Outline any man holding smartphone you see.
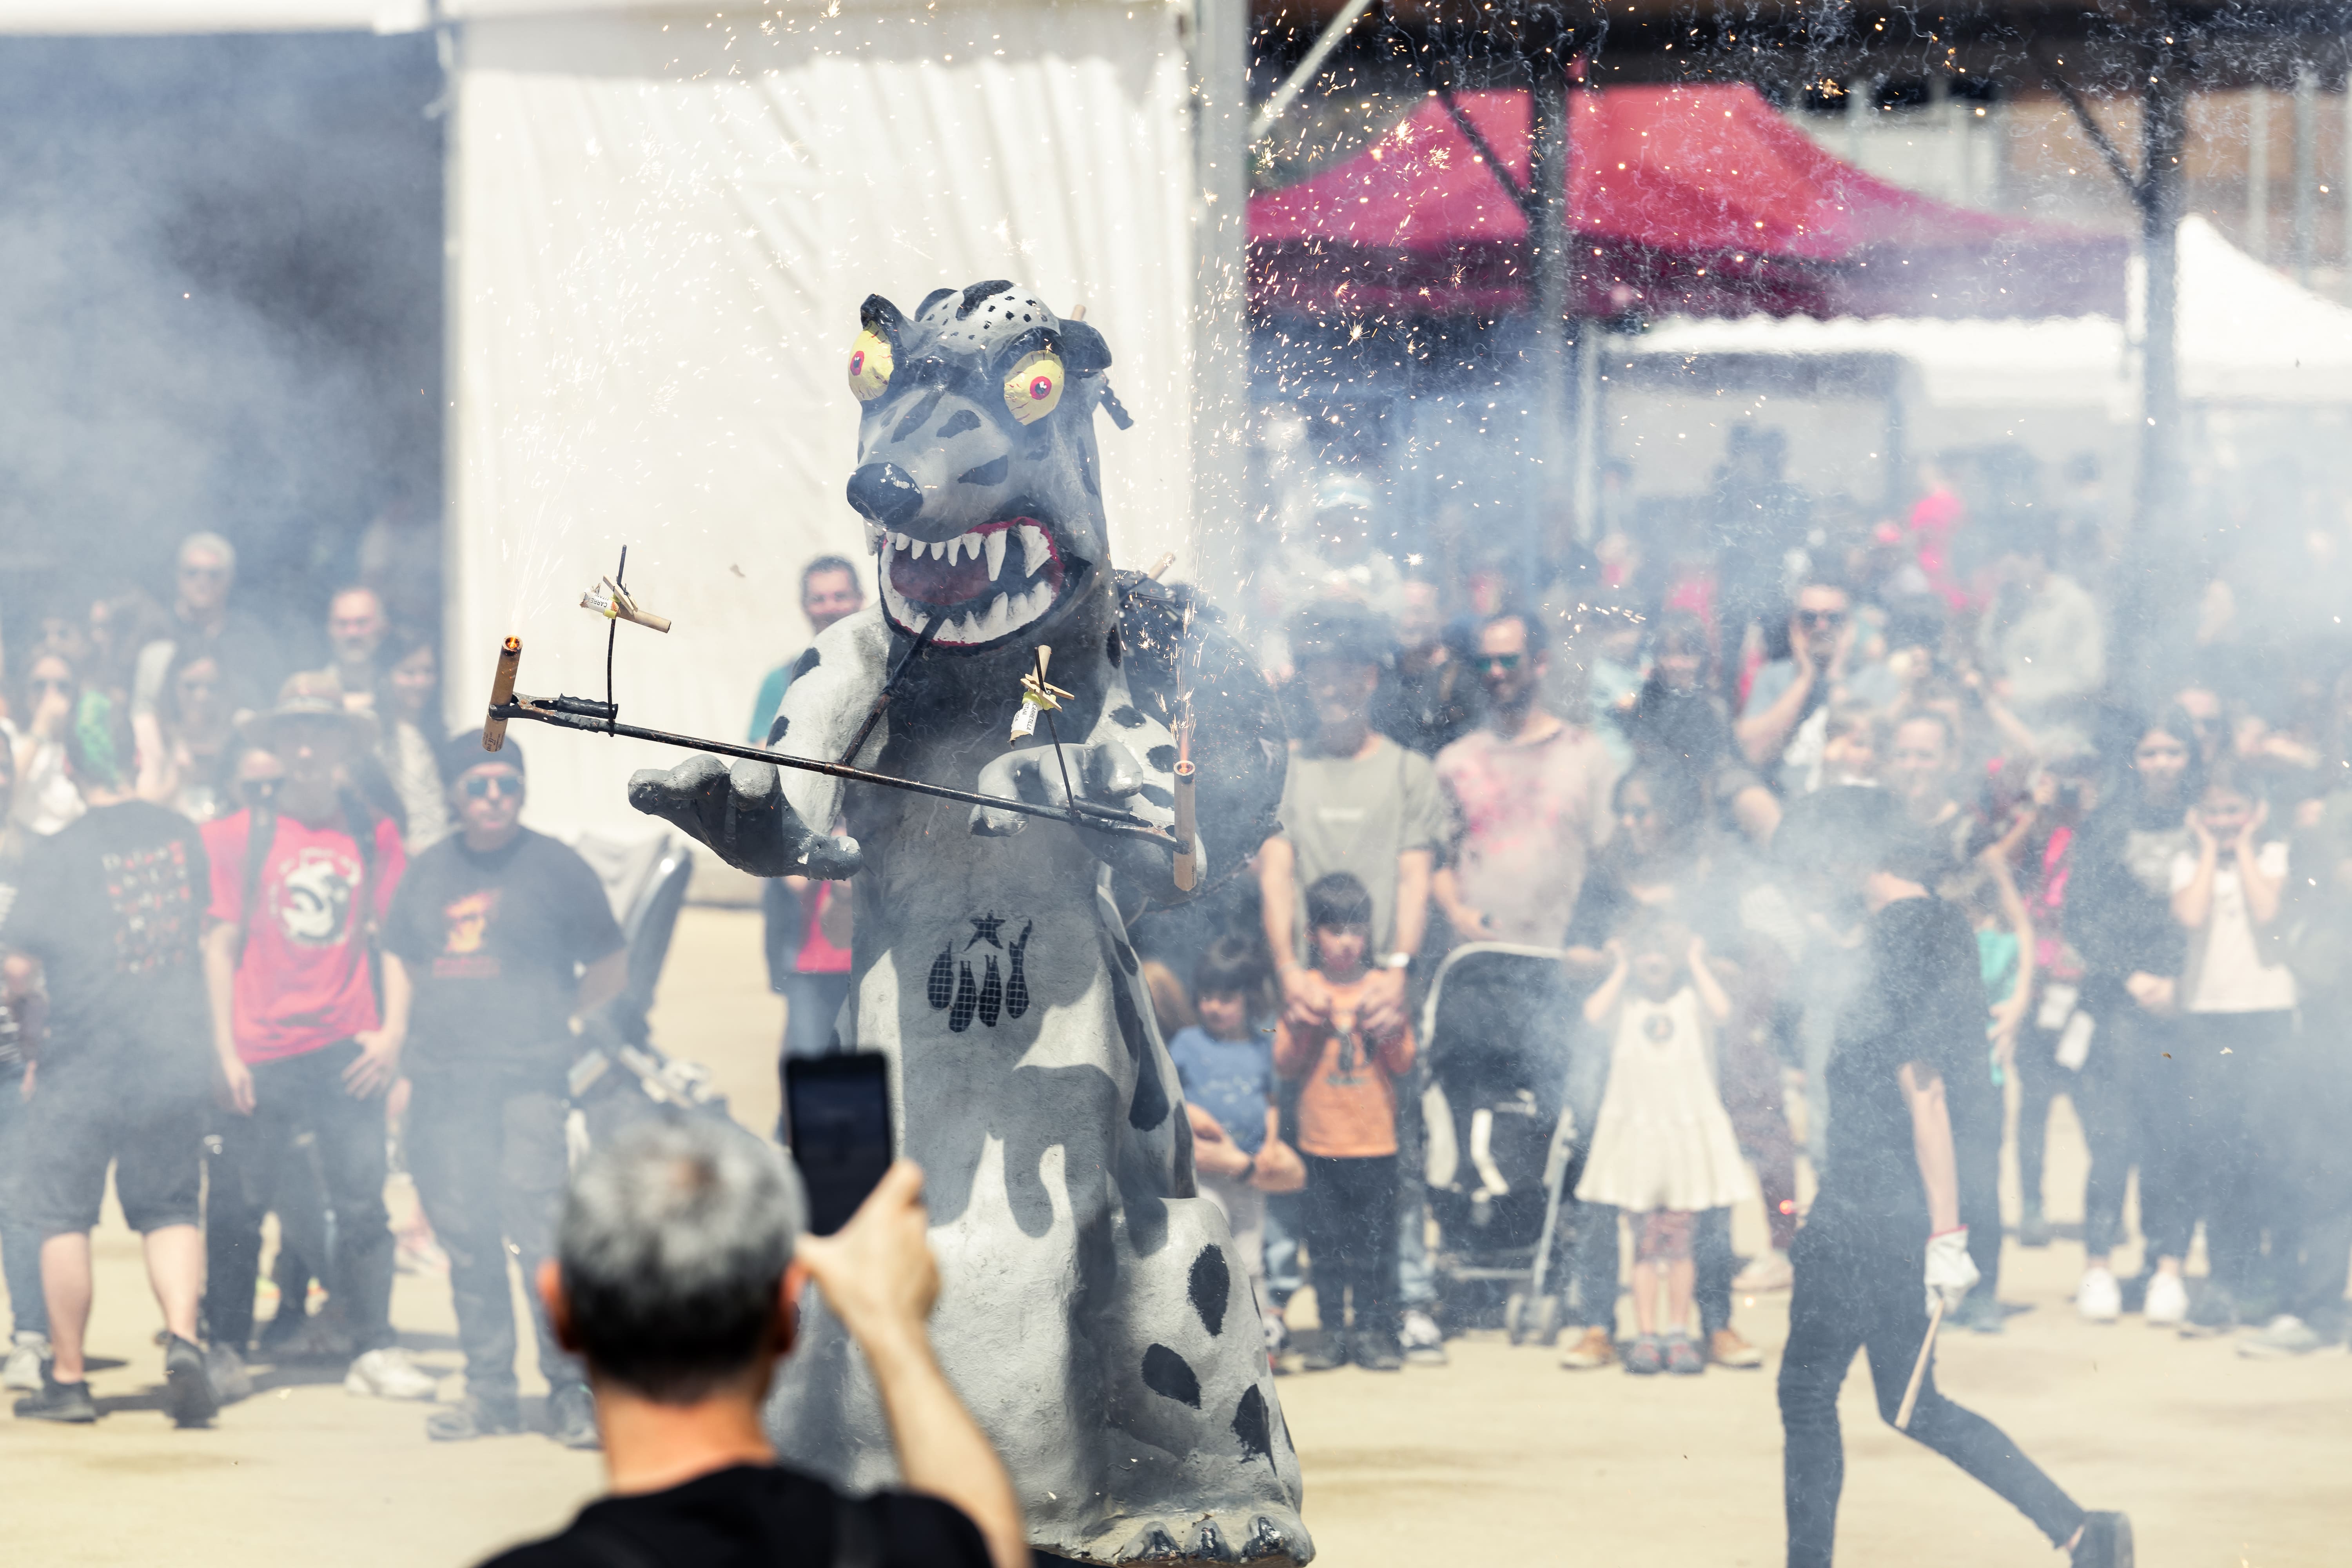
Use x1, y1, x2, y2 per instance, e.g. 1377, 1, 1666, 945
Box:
481, 1121, 1026, 1568
383, 735, 626, 1446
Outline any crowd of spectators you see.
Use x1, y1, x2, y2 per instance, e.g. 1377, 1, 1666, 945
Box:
1132, 440, 2352, 1376
0, 533, 626, 1436
7, 429, 2351, 1461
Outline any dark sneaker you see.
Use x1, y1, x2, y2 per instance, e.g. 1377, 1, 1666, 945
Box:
1663, 1333, 1704, 1376
1956, 1292, 2007, 1335
2070, 1510, 2134, 1568
15, 1372, 97, 1423
546, 1382, 601, 1450
2182, 1283, 2238, 1337
205, 1343, 254, 1406
1299, 1333, 1347, 1373
2018, 1202, 2053, 1249
1623, 1335, 1664, 1376
1351, 1332, 1403, 1372
426, 1394, 523, 1443
164, 1335, 218, 1428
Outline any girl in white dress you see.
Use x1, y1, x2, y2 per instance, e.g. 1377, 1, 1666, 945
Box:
1575, 915, 1753, 1375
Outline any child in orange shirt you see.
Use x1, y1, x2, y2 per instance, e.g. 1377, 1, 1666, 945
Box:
1273, 873, 1417, 1372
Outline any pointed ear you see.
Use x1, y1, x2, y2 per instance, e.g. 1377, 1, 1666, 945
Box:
1058, 319, 1112, 375
860, 294, 907, 345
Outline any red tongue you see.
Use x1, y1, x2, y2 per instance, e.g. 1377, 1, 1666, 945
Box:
891, 545, 993, 606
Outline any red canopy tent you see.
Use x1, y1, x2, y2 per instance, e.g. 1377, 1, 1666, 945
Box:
1249, 84, 2126, 321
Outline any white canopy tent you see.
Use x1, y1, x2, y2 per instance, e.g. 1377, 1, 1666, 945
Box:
0, 0, 1204, 841
1636, 216, 2352, 415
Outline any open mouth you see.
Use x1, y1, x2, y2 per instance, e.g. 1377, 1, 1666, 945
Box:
878, 515, 1068, 649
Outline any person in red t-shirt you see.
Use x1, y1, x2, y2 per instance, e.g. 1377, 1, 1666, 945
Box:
196, 673, 431, 1401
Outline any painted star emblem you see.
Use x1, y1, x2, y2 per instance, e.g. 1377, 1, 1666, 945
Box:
967, 913, 1006, 950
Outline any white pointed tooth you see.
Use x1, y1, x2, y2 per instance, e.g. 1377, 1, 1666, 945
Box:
957, 612, 981, 642
891, 531, 910, 553
959, 532, 980, 563
1020, 524, 1050, 577
977, 593, 1013, 642
908, 611, 928, 633
984, 529, 1008, 581
946, 533, 964, 563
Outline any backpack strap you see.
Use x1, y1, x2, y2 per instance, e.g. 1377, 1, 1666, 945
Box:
232, 805, 278, 968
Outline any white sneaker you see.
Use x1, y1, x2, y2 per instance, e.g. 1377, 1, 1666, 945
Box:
2, 1332, 50, 1392
2143, 1270, 2189, 1327
1733, 1249, 1794, 1293
344, 1346, 439, 1401
1399, 1308, 1448, 1366
2076, 1267, 2122, 1323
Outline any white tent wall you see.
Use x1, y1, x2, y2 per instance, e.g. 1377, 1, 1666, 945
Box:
445, 2, 1196, 842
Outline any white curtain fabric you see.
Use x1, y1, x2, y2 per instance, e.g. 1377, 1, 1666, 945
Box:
447, 2, 1195, 840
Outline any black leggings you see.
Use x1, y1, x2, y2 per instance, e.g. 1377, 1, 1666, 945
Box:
1303, 1154, 1398, 1338
1780, 1203, 2083, 1567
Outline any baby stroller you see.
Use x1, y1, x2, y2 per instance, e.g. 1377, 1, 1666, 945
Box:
1419, 943, 1579, 1345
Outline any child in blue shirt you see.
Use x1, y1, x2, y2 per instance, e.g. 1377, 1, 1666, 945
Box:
1168, 937, 1292, 1333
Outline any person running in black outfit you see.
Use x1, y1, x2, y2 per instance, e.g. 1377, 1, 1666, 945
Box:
1775, 787, 2132, 1568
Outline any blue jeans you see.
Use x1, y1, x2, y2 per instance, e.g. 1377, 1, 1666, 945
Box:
0, 1074, 46, 1338
1263, 1192, 1304, 1310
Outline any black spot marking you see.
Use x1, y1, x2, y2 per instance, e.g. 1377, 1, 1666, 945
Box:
1140, 784, 1174, 809
766, 713, 791, 746
936, 410, 981, 439
788, 646, 821, 682
949, 963, 977, 1033
916, 287, 956, 315
1189, 1245, 1230, 1336
1005, 923, 1032, 1018
957, 456, 1009, 487
1146, 744, 1177, 771
1105, 623, 1122, 666
1109, 704, 1145, 730
892, 386, 944, 444
1232, 1387, 1273, 1461
1110, 981, 1170, 1129
957, 279, 1013, 317
927, 947, 955, 1009
1114, 939, 1140, 975
1141, 1345, 1200, 1408
978, 956, 1003, 1027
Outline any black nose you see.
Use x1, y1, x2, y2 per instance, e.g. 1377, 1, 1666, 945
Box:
846, 463, 922, 529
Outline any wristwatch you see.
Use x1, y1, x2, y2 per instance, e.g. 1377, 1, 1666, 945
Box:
1381, 951, 1412, 971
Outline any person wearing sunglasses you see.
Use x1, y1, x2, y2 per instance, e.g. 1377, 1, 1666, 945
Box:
1432, 612, 1620, 953
199, 672, 421, 1403
9, 651, 87, 837
377, 733, 626, 1446
1736, 577, 1900, 797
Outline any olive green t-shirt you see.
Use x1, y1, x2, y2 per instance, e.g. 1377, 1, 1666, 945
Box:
1275, 735, 1446, 957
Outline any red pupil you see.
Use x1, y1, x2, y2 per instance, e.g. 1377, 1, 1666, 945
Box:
1029, 376, 1053, 400
850, 350, 865, 376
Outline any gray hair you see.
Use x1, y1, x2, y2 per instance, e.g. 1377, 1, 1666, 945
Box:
557, 1116, 807, 1403
178, 531, 236, 572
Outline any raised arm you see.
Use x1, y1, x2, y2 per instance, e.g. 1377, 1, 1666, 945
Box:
2238, 812, 2283, 927
2172, 812, 2219, 931
1582, 942, 1631, 1025
1735, 657, 1815, 768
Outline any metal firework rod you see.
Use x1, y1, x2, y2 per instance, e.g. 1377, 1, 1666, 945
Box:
477, 638, 1174, 847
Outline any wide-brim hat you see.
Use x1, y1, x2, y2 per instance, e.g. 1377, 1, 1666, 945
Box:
236, 670, 379, 750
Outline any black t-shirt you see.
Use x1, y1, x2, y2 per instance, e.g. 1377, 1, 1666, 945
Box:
477, 1464, 990, 1568
382, 829, 624, 1080
0, 802, 211, 1088
1820, 895, 1993, 1230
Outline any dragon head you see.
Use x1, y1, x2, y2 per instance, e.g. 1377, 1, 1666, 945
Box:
841, 281, 1119, 655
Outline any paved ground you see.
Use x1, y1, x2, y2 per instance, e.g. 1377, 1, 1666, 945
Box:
8, 906, 2347, 1566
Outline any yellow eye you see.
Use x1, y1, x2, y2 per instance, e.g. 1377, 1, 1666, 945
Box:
848, 329, 893, 403
1002, 350, 1064, 425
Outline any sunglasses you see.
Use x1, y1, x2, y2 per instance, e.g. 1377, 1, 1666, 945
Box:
31, 678, 73, 694
1797, 609, 1848, 629
1473, 653, 1523, 673
461, 773, 523, 800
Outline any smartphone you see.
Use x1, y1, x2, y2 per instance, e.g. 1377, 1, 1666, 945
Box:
784, 1053, 895, 1236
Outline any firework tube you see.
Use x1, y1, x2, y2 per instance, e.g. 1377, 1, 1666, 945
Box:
1172, 757, 1198, 891
483, 636, 523, 752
